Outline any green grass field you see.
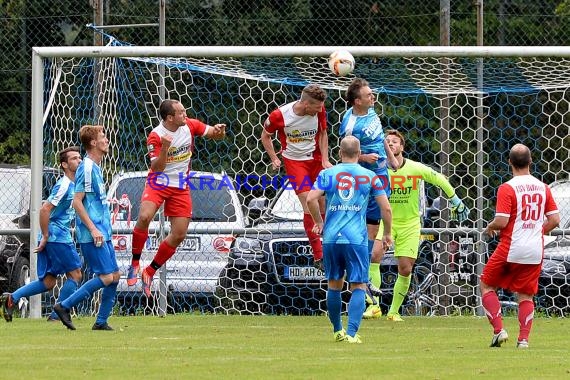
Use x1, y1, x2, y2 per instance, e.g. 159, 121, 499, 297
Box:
0, 314, 568, 379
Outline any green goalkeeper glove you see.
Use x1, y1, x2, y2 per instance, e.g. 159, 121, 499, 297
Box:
450, 195, 469, 223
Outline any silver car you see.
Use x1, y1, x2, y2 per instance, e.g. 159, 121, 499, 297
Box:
107, 171, 247, 311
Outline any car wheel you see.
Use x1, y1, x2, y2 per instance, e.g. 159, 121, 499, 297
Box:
402, 265, 437, 316
9, 256, 30, 291
6, 256, 31, 318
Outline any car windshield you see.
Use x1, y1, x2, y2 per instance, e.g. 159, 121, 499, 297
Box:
0, 171, 28, 215
111, 176, 237, 222
269, 188, 304, 220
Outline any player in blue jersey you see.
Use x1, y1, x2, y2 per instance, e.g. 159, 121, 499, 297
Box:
307, 136, 393, 343
2, 147, 83, 322
339, 78, 399, 318
53, 125, 120, 331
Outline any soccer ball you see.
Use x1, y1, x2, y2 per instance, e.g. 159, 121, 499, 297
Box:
328, 50, 355, 77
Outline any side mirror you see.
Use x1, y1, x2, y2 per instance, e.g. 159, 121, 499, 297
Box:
247, 197, 268, 225
13, 209, 30, 229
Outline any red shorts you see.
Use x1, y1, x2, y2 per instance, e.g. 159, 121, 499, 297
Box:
141, 185, 192, 218
282, 157, 323, 194
480, 249, 542, 295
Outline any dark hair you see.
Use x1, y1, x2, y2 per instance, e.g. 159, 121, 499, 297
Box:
385, 129, 405, 149
79, 125, 104, 151
300, 84, 327, 102
509, 144, 532, 169
58, 146, 80, 165
159, 99, 180, 120
345, 78, 369, 106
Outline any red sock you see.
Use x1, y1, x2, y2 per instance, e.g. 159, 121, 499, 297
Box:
131, 226, 148, 266
303, 213, 323, 260
146, 240, 177, 277
518, 299, 534, 342
482, 291, 503, 333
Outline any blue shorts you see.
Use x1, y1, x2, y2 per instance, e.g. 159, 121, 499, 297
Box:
37, 242, 82, 280
364, 164, 390, 223
80, 241, 119, 275
323, 243, 369, 283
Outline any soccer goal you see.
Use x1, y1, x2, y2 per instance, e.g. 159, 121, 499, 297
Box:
29, 45, 570, 319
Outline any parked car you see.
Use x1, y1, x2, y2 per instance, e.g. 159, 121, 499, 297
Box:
214, 183, 438, 315
0, 165, 60, 296
536, 180, 570, 313
107, 171, 247, 314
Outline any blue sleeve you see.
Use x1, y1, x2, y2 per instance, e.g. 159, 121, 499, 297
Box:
47, 181, 62, 204
75, 164, 86, 193
339, 115, 347, 137
371, 173, 386, 197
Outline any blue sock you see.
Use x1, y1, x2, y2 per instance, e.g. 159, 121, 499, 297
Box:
61, 277, 104, 310
96, 282, 118, 325
12, 280, 48, 303
48, 279, 78, 319
327, 289, 343, 333
347, 288, 366, 337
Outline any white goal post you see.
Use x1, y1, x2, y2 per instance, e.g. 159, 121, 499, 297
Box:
28, 45, 570, 319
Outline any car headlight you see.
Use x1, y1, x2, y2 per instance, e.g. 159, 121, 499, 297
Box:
541, 260, 567, 276
231, 237, 264, 258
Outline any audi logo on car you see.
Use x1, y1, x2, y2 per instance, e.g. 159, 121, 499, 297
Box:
295, 245, 313, 255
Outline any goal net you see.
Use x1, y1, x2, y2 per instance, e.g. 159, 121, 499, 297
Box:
30, 42, 570, 318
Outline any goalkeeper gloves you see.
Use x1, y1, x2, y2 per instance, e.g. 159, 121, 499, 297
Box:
450, 194, 469, 223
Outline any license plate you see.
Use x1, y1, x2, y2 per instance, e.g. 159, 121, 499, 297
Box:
147, 236, 201, 252
285, 266, 325, 280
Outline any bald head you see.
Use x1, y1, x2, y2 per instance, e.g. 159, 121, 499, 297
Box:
340, 136, 360, 161
509, 143, 532, 169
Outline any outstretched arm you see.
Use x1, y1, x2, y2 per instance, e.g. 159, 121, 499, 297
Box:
205, 123, 226, 140
419, 162, 469, 223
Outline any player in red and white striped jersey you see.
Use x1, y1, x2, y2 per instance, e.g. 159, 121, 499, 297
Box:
127, 99, 226, 296
480, 143, 560, 349
260, 84, 332, 268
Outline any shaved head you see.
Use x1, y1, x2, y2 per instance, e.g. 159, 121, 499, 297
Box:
340, 136, 360, 159
509, 143, 532, 169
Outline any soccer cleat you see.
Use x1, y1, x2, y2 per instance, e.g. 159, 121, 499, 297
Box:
490, 329, 508, 347
2, 293, 14, 322
92, 322, 114, 331
366, 282, 383, 297
126, 264, 140, 286
364, 293, 374, 307
386, 313, 404, 322
333, 329, 347, 342
141, 269, 153, 297
346, 334, 362, 344
363, 304, 382, 319
53, 303, 76, 330
516, 339, 529, 349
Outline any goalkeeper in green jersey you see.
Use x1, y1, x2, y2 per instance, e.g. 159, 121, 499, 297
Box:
371, 130, 469, 321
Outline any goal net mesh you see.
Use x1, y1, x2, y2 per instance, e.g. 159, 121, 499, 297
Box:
38, 40, 569, 317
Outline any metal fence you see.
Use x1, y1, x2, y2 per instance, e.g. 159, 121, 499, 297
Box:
1, 2, 569, 318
